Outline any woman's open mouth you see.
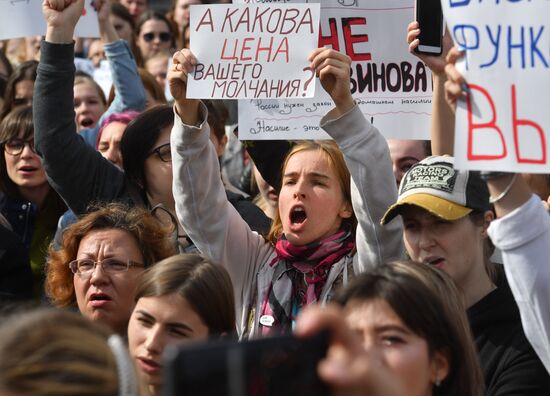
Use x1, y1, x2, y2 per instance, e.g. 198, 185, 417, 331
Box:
288, 206, 308, 232
89, 292, 112, 308
79, 117, 95, 128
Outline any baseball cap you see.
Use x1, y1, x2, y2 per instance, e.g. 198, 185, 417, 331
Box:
381, 156, 490, 225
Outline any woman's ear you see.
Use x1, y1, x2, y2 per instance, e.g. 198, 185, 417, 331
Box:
339, 201, 353, 219
430, 349, 450, 387
481, 210, 494, 238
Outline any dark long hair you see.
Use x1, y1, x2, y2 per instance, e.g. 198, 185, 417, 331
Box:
0, 60, 37, 121
120, 104, 173, 198
336, 260, 485, 396
0, 106, 65, 218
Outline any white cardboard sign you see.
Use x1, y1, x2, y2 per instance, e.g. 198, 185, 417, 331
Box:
234, 0, 432, 140
0, 0, 100, 40
443, 0, 550, 173
187, 3, 320, 100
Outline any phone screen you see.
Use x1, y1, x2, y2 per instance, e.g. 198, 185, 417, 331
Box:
416, 0, 443, 54
163, 332, 329, 396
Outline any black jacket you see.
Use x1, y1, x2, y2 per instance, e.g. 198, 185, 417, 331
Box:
0, 224, 33, 302
468, 266, 550, 395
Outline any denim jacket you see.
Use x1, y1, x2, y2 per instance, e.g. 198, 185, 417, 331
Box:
78, 39, 146, 147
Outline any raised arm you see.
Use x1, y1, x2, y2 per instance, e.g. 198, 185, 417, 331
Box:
309, 48, 404, 269
407, 22, 455, 155
486, 174, 550, 373
168, 49, 273, 319
97, 0, 145, 119
34, 0, 126, 215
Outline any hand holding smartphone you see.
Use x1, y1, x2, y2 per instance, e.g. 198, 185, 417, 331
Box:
163, 331, 329, 396
414, 0, 444, 55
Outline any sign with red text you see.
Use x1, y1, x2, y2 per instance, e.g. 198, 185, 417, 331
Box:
443, 0, 550, 173
0, 0, 99, 40
234, 0, 431, 140
187, 3, 320, 99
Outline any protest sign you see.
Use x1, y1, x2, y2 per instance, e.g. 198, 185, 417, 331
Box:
187, 3, 320, 100
443, 0, 550, 173
233, 0, 431, 140
0, 0, 99, 40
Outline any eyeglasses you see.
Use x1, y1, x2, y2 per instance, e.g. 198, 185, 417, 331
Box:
2, 138, 36, 156
148, 143, 171, 162
142, 32, 172, 43
69, 258, 145, 279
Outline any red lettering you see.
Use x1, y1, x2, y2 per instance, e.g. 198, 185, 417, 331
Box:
273, 37, 289, 63
255, 37, 273, 62
240, 37, 254, 61
511, 84, 547, 164
467, 84, 507, 160
220, 39, 237, 61
342, 17, 371, 61
318, 18, 339, 51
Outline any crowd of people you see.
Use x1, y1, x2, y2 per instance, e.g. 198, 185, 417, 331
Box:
0, 0, 549, 395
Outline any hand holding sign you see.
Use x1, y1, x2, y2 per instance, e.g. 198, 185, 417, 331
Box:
309, 48, 355, 118
169, 49, 201, 126
444, 47, 467, 108
43, 0, 84, 43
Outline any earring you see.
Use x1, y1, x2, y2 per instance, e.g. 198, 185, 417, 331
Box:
435, 378, 441, 387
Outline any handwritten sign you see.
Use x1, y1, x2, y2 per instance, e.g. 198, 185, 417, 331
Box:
0, 0, 99, 40
187, 3, 320, 99
234, 0, 432, 140
443, 0, 550, 173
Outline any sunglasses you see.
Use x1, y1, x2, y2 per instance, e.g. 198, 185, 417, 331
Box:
142, 32, 172, 43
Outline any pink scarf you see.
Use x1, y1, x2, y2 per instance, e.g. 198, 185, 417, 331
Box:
259, 229, 355, 335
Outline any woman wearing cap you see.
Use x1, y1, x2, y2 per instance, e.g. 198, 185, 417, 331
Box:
381, 161, 550, 392
444, 48, 550, 376
397, 27, 550, 392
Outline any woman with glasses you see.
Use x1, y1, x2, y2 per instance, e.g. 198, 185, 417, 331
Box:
135, 11, 176, 63
0, 105, 66, 298
46, 202, 175, 335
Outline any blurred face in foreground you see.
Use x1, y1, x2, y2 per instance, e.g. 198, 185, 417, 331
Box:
128, 293, 209, 396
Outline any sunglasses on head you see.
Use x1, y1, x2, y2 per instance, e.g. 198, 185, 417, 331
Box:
142, 32, 172, 43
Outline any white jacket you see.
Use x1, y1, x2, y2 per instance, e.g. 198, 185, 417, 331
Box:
488, 194, 550, 373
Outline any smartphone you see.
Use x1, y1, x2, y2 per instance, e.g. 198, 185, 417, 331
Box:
415, 0, 444, 55
163, 331, 329, 396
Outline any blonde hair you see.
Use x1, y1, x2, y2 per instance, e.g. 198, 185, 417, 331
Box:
267, 140, 356, 244
0, 309, 146, 396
